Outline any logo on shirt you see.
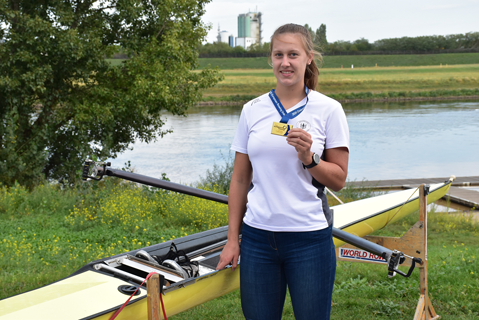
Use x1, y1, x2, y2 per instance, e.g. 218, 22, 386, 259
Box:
251, 98, 261, 106
296, 120, 311, 132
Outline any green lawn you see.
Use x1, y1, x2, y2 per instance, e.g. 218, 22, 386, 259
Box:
0, 180, 227, 299
105, 56, 479, 102
197, 52, 479, 70
107, 52, 479, 71
203, 64, 479, 97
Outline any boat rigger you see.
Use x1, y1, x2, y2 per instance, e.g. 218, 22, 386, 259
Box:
83, 160, 434, 279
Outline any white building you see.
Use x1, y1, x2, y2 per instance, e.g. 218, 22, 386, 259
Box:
216, 25, 234, 47
235, 37, 256, 49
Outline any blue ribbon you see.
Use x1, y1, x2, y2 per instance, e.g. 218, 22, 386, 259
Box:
269, 85, 310, 124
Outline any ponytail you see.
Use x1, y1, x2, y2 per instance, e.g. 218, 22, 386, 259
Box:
305, 59, 320, 91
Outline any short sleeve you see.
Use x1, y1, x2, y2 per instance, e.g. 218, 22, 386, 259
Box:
231, 107, 249, 154
325, 104, 350, 151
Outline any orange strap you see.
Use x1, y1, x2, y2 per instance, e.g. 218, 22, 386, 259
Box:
109, 272, 167, 320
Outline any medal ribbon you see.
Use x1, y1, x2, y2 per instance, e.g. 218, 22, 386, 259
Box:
269, 85, 310, 123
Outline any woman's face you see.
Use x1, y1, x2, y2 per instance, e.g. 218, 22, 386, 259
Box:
271, 33, 312, 91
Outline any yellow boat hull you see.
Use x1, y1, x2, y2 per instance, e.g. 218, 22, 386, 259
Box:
0, 267, 239, 320
332, 182, 451, 246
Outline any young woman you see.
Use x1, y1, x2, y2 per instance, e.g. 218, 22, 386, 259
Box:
216, 23, 350, 320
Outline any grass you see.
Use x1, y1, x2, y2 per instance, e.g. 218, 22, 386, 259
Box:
0, 179, 227, 300
197, 53, 479, 70
107, 52, 479, 70
202, 64, 479, 99
105, 57, 479, 102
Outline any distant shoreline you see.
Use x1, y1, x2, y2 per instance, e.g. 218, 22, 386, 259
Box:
197, 95, 479, 106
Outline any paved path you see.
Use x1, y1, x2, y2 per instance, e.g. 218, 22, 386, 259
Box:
347, 176, 479, 208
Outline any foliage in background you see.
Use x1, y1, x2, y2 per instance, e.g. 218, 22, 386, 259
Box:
315, 31, 479, 54
308, 25, 479, 53
304, 23, 328, 51
65, 182, 228, 232
373, 33, 479, 51
197, 150, 234, 195
198, 41, 270, 57
0, 0, 222, 187
196, 26, 479, 57
199, 41, 249, 56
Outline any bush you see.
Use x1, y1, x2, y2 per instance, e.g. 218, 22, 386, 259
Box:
197, 150, 234, 195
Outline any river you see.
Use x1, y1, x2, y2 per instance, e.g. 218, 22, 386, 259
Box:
109, 100, 479, 185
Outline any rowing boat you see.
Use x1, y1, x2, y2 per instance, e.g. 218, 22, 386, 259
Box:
0, 172, 452, 320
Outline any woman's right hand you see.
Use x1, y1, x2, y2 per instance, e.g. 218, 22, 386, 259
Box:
216, 239, 240, 271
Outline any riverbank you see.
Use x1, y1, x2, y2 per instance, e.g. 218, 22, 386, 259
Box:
198, 90, 479, 106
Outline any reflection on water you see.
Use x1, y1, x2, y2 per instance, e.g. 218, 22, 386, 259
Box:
110, 100, 479, 185
429, 198, 473, 213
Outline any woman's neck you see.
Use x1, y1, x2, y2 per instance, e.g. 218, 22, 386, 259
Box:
274, 82, 307, 110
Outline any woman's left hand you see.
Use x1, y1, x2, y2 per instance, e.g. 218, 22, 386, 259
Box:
286, 128, 313, 164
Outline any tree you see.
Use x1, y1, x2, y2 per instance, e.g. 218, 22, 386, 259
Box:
0, 0, 222, 187
354, 38, 372, 51
199, 41, 235, 55
316, 24, 328, 51
304, 24, 316, 44
327, 40, 352, 53
248, 42, 269, 54
372, 33, 479, 52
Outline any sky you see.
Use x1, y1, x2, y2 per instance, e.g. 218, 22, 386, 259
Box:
201, 0, 479, 44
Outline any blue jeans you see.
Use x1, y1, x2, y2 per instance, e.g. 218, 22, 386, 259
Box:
240, 223, 336, 320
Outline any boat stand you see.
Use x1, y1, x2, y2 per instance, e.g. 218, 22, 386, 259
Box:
147, 273, 164, 320
335, 184, 439, 320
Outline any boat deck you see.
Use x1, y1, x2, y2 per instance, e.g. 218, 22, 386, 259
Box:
347, 176, 479, 208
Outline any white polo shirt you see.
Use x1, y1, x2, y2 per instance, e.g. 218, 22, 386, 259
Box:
231, 90, 350, 232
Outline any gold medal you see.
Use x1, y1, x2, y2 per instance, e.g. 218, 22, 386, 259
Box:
271, 122, 292, 136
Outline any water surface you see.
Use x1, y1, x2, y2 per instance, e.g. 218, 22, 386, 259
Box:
110, 100, 479, 185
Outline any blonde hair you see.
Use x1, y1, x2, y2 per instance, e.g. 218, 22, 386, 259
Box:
269, 24, 322, 91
